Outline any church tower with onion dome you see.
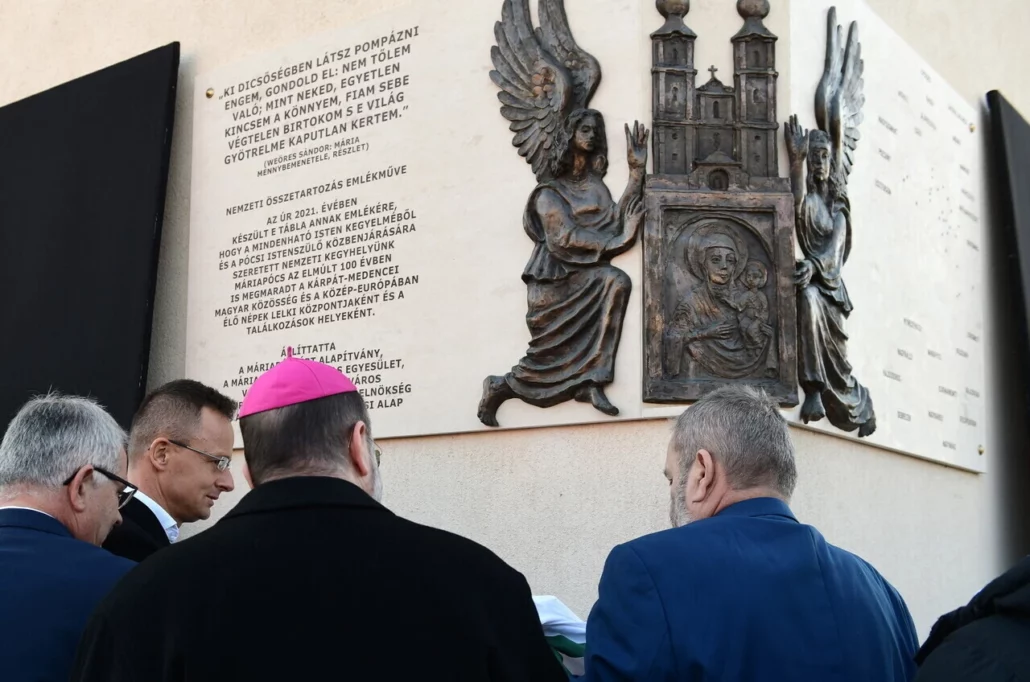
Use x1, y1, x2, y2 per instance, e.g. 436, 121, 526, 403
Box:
650, 0, 697, 175
733, 0, 780, 179
649, 0, 781, 186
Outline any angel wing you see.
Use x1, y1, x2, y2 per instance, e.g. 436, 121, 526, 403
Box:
535, 0, 601, 111
814, 7, 865, 184
490, 0, 572, 180
491, 0, 601, 181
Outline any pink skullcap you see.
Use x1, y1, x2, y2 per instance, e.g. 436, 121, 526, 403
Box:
238, 347, 358, 418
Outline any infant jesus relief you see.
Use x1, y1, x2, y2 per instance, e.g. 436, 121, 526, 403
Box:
664, 224, 778, 381
738, 260, 776, 364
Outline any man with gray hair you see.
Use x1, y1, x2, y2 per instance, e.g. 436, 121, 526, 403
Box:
578, 385, 919, 682
0, 394, 136, 682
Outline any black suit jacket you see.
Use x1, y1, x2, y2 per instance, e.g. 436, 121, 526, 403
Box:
71, 477, 567, 682
102, 496, 171, 562
914, 556, 1030, 682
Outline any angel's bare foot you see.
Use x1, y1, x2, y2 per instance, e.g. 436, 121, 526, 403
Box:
800, 389, 826, 424
858, 417, 877, 438
478, 375, 513, 427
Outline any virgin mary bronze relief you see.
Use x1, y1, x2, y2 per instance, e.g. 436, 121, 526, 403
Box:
665, 221, 778, 381
478, 0, 649, 426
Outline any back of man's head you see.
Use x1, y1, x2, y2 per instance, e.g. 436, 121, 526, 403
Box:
0, 394, 127, 543
239, 391, 375, 489
128, 380, 237, 462
669, 386, 797, 524
0, 394, 125, 489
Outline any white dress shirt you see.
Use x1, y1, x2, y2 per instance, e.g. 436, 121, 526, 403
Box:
133, 490, 179, 543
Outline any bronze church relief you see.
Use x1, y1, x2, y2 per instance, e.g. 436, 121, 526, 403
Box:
480, 0, 876, 437
643, 0, 798, 405
478, 0, 649, 427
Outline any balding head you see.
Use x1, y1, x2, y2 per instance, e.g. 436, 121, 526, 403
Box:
666, 386, 797, 527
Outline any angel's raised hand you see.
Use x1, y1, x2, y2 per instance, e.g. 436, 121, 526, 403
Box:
627, 121, 649, 170
635, 121, 650, 149
784, 115, 809, 161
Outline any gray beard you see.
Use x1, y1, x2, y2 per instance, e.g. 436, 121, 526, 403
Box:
670, 487, 692, 528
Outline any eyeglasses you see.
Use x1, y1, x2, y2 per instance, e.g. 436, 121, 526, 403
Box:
373, 442, 382, 467
62, 466, 138, 509
168, 439, 232, 472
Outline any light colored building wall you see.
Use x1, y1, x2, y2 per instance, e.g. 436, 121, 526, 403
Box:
1, 0, 1027, 638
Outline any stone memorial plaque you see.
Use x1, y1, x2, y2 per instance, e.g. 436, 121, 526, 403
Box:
187, 0, 987, 471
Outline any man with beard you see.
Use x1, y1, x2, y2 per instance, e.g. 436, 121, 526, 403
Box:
72, 349, 565, 682
577, 386, 919, 682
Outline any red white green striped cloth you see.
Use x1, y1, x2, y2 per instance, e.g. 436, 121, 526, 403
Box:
534, 596, 586, 675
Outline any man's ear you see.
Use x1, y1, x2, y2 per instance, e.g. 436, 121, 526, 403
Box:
147, 438, 171, 471
349, 421, 371, 477
66, 466, 94, 513
689, 449, 716, 503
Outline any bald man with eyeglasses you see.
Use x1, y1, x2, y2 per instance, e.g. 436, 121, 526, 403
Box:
103, 380, 237, 562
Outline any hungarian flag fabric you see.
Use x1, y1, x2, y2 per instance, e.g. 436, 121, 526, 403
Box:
534, 595, 586, 675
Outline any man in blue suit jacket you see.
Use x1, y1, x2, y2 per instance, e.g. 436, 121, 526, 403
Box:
580, 386, 919, 682
0, 394, 137, 682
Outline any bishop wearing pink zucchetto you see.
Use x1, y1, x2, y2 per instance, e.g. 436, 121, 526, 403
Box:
71, 348, 567, 682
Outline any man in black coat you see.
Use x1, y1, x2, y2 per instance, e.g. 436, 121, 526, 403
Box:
914, 555, 1030, 681
104, 380, 238, 562
72, 349, 566, 682
105, 495, 170, 560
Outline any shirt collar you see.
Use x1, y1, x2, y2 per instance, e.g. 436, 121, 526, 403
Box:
133, 490, 180, 543
0, 505, 56, 520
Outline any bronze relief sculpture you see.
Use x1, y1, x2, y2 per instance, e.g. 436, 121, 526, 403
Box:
785, 7, 876, 436
643, 0, 798, 405
478, 0, 649, 427
666, 221, 778, 380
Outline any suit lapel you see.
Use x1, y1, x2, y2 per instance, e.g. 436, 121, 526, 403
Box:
121, 497, 171, 547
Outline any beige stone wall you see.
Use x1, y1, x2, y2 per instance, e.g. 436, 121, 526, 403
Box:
1, 0, 1027, 638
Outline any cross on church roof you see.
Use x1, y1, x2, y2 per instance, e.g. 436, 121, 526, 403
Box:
708, 65, 718, 80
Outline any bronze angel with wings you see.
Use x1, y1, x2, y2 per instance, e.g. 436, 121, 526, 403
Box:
477, 0, 649, 427
784, 7, 875, 437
